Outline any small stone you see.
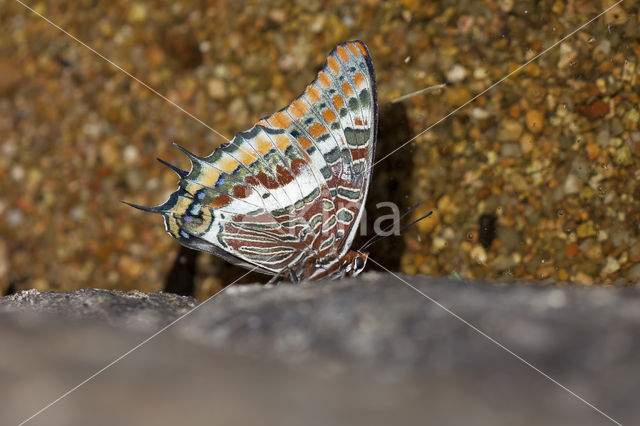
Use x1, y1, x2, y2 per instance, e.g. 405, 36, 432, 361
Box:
564, 243, 579, 258
432, 237, 447, 253
470, 245, 487, 265
573, 272, 594, 285
497, 118, 523, 142
614, 145, 632, 167
576, 221, 597, 238
586, 140, 600, 160
520, 133, 534, 154
601, 257, 620, 275
508, 104, 522, 119
471, 108, 490, 120
123, 146, 139, 165
457, 16, 474, 34
473, 67, 488, 80
597, 40, 611, 55
268, 9, 287, 24
10, 165, 25, 181
501, 143, 521, 158
446, 64, 467, 84
563, 174, 581, 195
525, 83, 545, 105
622, 60, 636, 82
577, 100, 609, 120
557, 269, 569, 281
127, 4, 147, 23
610, 118, 624, 137
558, 43, 577, 69
525, 109, 544, 134
604, 1, 629, 26
206, 78, 227, 99
445, 87, 471, 107
7, 209, 23, 226
498, 0, 514, 12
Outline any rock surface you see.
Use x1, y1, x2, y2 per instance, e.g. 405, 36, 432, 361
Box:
2, 273, 639, 425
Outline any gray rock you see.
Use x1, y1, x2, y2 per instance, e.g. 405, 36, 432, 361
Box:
0, 288, 198, 328
1, 273, 639, 425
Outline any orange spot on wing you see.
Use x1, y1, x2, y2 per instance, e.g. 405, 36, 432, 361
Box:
268, 111, 292, 129
328, 56, 340, 74
347, 43, 359, 56
333, 94, 344, 110
288, 98, 308, 119
305, 85, 321, 104
323, 109, 336, 123
218, 157, 239, 173
356, 42, 367, 56
255, 136, 272, 154
317, 71, 331, 88
297, 137, 313, 149
309, 123, 325, 138
274, 134, 290, 151
342, 81, 354, 98
355, 118, 363, 126
239, 149, 257, 166
198, 169, 220, 187
337, 46, 349, 62
354, 72, 365, 89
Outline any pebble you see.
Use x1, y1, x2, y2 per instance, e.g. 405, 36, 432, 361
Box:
497, 119, 523, 142
445, 87, 471, 107
563, 174, 581, 195
558, 43, 577, 69
525, 109, 544, 134
601, 257, 621, 275
206, 78, 227, 99
446, 64, 467, 84
578, 99, 609, 119
470, 245, 488, 265
585, 140, 600, 160
576, 222, 597, 239
615, 145, 632, 166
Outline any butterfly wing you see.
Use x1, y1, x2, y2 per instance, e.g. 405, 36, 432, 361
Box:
131, 41, 377, 278
258, 40, 378, 275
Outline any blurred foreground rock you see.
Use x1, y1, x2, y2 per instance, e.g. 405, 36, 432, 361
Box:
1, 273, 639, 425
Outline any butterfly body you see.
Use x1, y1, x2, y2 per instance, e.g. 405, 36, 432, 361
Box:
128, 41, 377, 282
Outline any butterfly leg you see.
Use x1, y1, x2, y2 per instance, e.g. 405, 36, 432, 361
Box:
266, 270, 284, 285
287, 267, 299, 284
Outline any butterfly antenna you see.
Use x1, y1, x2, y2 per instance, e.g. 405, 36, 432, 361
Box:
359, 204, 431, 252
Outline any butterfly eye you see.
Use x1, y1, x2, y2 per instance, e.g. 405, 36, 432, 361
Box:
354, 256, 365, 270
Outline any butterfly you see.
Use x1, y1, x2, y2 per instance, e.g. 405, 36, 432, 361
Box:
126, 40, 378, 283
